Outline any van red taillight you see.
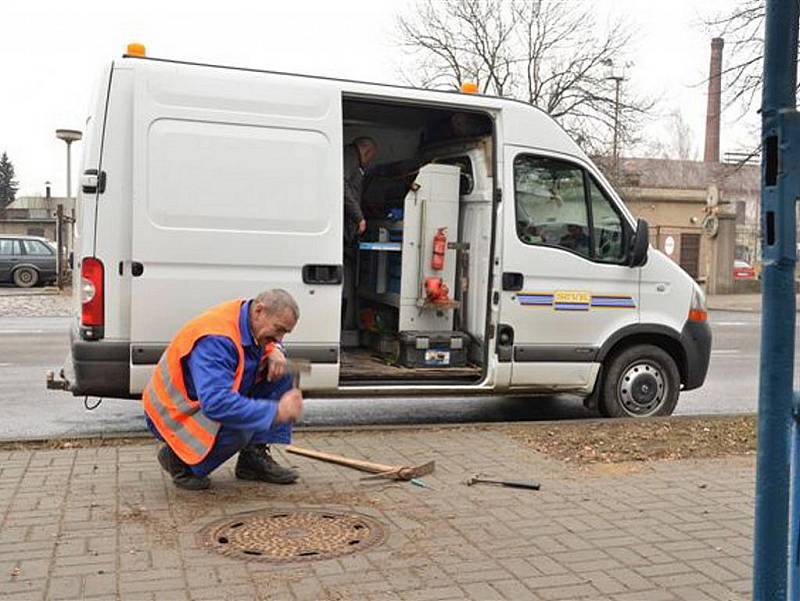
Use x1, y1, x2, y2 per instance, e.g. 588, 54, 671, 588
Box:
81, 258, 104, 327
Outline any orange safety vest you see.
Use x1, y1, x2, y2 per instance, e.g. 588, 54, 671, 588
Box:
143, 299, 274, 465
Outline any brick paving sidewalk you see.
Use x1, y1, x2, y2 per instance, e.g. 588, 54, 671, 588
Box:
0, 428, 753, 601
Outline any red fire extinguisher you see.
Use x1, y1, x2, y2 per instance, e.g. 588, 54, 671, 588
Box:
431, 227, 447, 271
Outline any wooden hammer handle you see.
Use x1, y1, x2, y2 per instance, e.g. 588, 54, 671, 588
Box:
285, 445, 398, 475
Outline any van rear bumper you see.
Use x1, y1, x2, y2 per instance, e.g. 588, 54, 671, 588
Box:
70, 326, 134, 398
680, 319, 712, 391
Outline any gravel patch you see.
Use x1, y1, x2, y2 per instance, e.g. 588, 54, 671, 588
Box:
0, 288, 75, 317
505, 414, 756, 464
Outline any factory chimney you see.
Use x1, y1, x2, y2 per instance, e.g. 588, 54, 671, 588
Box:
704, 37, 724, 162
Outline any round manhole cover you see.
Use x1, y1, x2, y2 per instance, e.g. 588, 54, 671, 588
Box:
200, 509, 386, 562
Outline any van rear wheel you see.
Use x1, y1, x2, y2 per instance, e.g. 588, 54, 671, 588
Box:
600, 344, 679, 418
12, 267, 38, 288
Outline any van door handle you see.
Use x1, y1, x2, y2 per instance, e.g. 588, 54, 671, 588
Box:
502, 272, 524, 291
81, 169, 106, 194
302, 264, 342, 285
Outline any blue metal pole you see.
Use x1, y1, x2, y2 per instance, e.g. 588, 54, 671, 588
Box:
790, 393, 800, 600
753, 1, 800, 599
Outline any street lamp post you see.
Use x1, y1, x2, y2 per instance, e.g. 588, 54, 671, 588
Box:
55, 129, 82, 199
603, 60, 628, 181
55, 129, 82, 290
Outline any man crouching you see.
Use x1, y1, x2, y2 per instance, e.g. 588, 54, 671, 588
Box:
143, 289, 303, 490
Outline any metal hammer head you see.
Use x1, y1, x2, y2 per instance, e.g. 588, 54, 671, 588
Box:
286, 359, 312, 374
286, 359, 312, 388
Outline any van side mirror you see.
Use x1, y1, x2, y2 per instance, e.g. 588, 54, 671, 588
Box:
628, 218, 649, 267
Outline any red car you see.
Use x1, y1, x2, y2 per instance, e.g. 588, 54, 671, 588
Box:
733, 260, 756, 280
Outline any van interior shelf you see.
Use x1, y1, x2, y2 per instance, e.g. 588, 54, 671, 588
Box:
417, 299, 461, 311
358, 242, 402, 252
340, 348, 480, 381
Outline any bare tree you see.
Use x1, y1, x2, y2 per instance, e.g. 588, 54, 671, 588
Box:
642, 110, 698, 161
671, 111, 699, 161
705, 0, 766, 113
396, 0, 654, 154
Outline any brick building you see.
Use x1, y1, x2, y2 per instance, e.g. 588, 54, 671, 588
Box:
598, 157, 759, 283
0, 195, 75, 254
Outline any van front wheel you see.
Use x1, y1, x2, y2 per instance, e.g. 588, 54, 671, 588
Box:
600, 344, 680, 418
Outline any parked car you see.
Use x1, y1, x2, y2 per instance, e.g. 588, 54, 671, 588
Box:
0, 235, 57, 287
733, 260, 756, 280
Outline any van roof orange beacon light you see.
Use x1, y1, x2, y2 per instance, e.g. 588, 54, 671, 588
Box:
127, 43, 146, 57
460, 82, 479, 94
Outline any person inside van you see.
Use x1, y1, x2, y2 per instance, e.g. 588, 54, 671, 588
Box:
342, 137, 378, 329
143, 289, 303, 490
559, 223, 591, 255
518, 222, 545, 245
344, 136, 379, 244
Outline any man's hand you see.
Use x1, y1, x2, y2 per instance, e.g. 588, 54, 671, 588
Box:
266, 346, 287, 382
275, 388, 303, 423
358, 219, 367, 234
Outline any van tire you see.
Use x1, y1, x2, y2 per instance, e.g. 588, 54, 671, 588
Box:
599, 344, 680, 418
12, 267, 38, 288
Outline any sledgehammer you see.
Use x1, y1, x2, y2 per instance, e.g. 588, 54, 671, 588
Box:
465, 475, 541, 491
285, 359, 311, 389
257, 358, 310, 391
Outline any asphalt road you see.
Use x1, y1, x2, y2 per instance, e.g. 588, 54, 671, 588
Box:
679, 311, 763, 415
0, 311, 766, 440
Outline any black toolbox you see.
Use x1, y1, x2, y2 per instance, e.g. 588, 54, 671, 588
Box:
399, 331, 468, 368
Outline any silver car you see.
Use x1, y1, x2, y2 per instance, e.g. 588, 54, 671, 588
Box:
0, 235, 58, 287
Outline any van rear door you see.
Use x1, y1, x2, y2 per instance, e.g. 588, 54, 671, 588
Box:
74, 63, 113, 281
128, 62, 343, 392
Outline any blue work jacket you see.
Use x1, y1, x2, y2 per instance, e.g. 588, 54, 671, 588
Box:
147, 300, 281, 433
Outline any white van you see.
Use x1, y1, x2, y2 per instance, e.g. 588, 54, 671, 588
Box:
49, 49, 711, 418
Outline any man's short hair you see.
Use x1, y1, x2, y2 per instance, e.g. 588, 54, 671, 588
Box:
353, 136, 377, 151
255, 289, 300, 321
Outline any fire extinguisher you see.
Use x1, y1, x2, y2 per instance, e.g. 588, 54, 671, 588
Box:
431, 227, 447, 271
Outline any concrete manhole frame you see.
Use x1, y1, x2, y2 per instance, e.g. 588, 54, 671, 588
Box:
199, 508, 387, 563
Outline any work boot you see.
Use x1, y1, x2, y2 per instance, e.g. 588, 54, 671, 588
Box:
235, 444, 299, 484
157, 445, 211, 491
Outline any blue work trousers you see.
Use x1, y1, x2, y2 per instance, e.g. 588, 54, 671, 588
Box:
148, 374, 294, 478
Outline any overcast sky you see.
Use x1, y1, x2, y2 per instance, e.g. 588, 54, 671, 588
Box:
3, 0, 753, 197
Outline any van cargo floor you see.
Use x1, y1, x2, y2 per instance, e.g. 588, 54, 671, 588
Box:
339, 348, 481, 381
